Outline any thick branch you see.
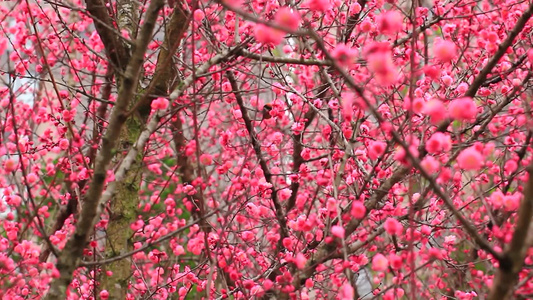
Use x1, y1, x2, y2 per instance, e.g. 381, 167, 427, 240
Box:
99, 49, 236, 220
44, 0, 165, 296
343, 0, 367, 43
135, 3, 190, 118
488, 159, 533, 300
86, 0, 131, 71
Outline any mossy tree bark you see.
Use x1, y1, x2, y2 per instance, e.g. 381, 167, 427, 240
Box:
100, 3, 190, 297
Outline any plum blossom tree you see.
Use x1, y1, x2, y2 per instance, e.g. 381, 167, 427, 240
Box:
0, 0, 533, 298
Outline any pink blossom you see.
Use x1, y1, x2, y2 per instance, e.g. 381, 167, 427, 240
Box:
243, 279, 255, 289
426, 132, 452, 154
151, 97, 169, 110
350, 2, 362, 14
454, 291, 478, 300
99, 290, 109, 300
424, 65, 440, 80
442, 75, 453, 86
331, 225, 345, 238
282, 237, 293, 249
403, 97, 425, 114
199, 153, 213, 165
193, 9, 205, 22
59, 138, 70, 150
434, 40, 457, 62
368, 141, 387, 160
305, 0, 332, 11
528, 49, 533, 64
421, 156, 440, 173
449, 97, 477, 121
504, 159, 518, 174
385, 289, 405, 300
423, 99, 447, 125
457, 147, 483, 171
503, 194, 520, 211
263, 279, 274, 291
275, 7, 301, 31
351, 201, 366, 218
444, 235, 456, 245
389, 253, 403, 269
242, 231, 255, 241
383, 218, 403, 235
173, 245, 185, 256
429, 248, 443, 260
340, 283, 354, 300
222, 0, 243, 8
360, 19, 373, 32
331, 44, 358, 66
295, 253, 307, 269
279, 188, 292, 201
457, 82, 468, 93
365, 42, 397, 85
490, 191, 505, 208
377, 11, 403, 35
26, 173, 38, 184
254, 24, 284, 46
394, 145, 419, 165
4, 159, 17, 173
372, 253, 389, 271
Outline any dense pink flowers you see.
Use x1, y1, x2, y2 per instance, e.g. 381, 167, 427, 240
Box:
59, 138, 70, 150
421, 155, 440, 173
199, 153, 213, 165
4, 158, 17, 172
2, 0, 533, 298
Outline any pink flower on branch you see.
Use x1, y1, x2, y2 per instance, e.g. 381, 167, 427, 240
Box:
434, 39, 457, 63
275, 7, 301, 31
364, 42, 397, 85
372, 253, 389, 272
457, 146, 484, 171
377, 10, 403, 35
449, 97, 477, 121
254, 24, 284, 46
331, 43, 358, 67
